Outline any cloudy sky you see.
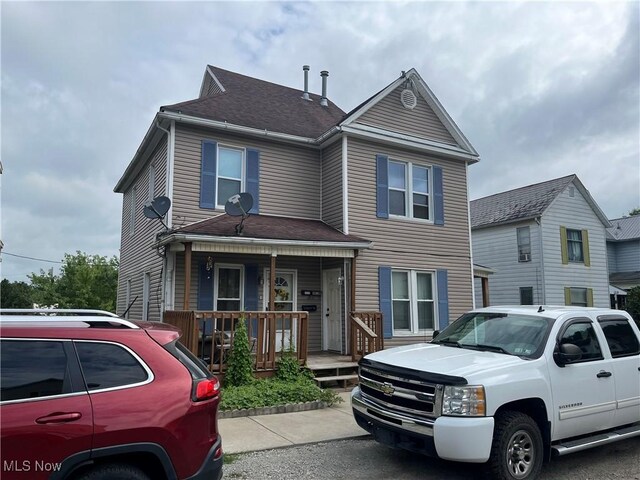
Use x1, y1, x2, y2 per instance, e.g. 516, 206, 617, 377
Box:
1, 1, 638, 282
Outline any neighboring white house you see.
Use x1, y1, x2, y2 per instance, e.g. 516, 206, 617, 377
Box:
470, 175, 611, 308
606, 214, 640, 308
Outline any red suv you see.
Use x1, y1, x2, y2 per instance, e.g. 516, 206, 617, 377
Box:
0, 309, 223, 480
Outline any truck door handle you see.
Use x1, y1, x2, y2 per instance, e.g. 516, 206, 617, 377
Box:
596, 371, 612, 378
36, 412, 82, 424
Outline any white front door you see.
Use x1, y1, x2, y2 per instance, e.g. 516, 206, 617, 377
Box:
323, 268, 342, 352
264, 270, 297, 352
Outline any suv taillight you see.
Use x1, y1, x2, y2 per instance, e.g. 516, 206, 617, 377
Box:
194, 378, 220, 401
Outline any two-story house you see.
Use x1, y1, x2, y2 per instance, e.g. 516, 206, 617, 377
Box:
606, 215, 640, 308
471, 175, 611, 308
114, 65, 480, 370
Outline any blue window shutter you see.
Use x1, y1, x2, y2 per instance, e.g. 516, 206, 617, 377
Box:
376, 154, 389, 219
379, 266, 392, 339
436, 269, 449, 329
244, 265, 259, 311
197, 261, 214, 310
200, 140, 217, 209
433, 165, 444, 225
246, 149, 260, 214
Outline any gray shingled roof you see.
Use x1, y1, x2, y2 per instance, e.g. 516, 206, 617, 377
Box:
161, 66, 347, 139
172, 214, 369, 244
470, 175, 576, 229
606, 215, 640, 241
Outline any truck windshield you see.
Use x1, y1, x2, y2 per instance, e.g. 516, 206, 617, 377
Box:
432, 312, 552, 359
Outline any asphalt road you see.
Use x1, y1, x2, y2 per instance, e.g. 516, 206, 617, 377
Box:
223, 436, 640, 480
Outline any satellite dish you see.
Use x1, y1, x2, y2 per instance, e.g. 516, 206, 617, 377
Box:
224, 193, 253, 217
143, 196, 171, 230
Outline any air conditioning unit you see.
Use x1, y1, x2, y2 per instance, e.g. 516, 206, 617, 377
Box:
520, 253, 531, 262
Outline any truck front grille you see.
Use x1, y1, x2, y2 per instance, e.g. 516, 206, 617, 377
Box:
359, 365, 442, 420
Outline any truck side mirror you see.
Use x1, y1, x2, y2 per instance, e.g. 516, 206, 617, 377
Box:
432, 330, 440, 340
553, 343, 582, 367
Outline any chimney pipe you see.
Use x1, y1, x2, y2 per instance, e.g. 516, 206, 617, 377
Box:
302, 65, 310, 101
320, 70, 329, 107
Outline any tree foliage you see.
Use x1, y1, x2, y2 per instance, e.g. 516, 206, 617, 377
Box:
0, 279, 34, 308
224, 318, 254, 387
25, 251, 119, 311
628, 208, 640, 216
625, 286, 640, 328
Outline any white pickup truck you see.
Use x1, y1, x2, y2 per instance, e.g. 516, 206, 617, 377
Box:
351, 306, 640, 480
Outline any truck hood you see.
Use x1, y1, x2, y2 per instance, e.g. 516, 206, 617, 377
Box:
363, 343, 528, 383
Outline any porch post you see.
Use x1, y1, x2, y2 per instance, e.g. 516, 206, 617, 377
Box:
350, 252, 357, 312
481, 277, 490, 307
269, 254, 276, 311
184, 242, 192, 310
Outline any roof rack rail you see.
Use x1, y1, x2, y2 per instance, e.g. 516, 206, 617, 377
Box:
0, 309, 139, 329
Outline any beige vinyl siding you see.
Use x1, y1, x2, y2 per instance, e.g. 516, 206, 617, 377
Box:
347, 137, 473, 325
117, 140, 168, 322
356, 86, 458, 146
172, 125, 322, 226
174, 252, 323, 351
321, 140, 343, 230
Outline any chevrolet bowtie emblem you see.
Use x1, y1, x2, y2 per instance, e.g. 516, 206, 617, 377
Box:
381, 382, 395, 396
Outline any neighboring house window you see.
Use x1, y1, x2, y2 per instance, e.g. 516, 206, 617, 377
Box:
388, 160, 431, 220
142, 272, 150, 321
566, 229, 584, 262
391, 270, 435, 334
564, 287, 593, 307
517, 227, 531, 262
200, 140, 260, 213
215, 265, 243, 310
217, 146, 244, 207
129, 186, 137, 236
560, 226, 590, 266
148, 164, 155, 201
125, 279, 132, 319
520, 287, 534, 305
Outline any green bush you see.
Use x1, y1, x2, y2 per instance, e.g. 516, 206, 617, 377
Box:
625, 286, 640, 329
224, 317, 254, 387
220, 377, 341, 411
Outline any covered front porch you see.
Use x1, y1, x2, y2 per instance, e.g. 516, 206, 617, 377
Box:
158, 214, 382, 373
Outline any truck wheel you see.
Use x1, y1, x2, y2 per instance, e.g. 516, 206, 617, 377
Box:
486, 411, 543, 480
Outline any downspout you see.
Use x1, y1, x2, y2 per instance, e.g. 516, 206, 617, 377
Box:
535, 216, 546, 304
342, 136, 349, 234
466, 162, 476, 309
156, 120, 176, 315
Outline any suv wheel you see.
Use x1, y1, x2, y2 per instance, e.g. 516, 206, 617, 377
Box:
486, 411, 543, 480
76, 464, 151, 480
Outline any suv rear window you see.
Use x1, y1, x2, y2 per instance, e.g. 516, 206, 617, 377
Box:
75, 342, 149, 390
1, 340, 69, 402
165, 340, 212, 380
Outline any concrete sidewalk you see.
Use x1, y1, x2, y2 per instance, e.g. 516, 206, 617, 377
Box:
219, 391, 369, 454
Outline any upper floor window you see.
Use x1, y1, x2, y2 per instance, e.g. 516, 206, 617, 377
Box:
388, 160, 431, 220
517, 227, 531, 262
567, 229, 584, 262
200, 140, 260, 213
217, 146, 244, 208
560, 226, 590, 266
392, 270, 435, 334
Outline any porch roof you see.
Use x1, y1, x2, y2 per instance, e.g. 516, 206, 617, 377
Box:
156, 214, 372, 256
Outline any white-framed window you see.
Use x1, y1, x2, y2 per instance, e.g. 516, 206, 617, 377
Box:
217, 145, 244, 208
129, 186, 137, 236
391, 270, 435, 334
566, 229, 584, 262
388, 160, 431, 221
148, 163, 155, 201
214, 264, 244, 311
517, 227, 531, 262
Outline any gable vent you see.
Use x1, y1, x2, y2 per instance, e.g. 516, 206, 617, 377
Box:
400, 88, 417, 109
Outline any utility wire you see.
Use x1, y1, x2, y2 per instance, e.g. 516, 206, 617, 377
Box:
1, 252, 63, 264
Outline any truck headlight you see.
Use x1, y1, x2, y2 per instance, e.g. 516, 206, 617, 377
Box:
442, 385, 486, 416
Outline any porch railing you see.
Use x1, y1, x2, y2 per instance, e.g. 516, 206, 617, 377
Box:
163, 310, 308, 373
350, 311, 383, 361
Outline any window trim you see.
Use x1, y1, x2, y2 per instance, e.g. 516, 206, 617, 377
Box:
391, 269, 436, 335
388, 159, 433, 222
215, 144, 246, 210
214, 263, 244, 311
